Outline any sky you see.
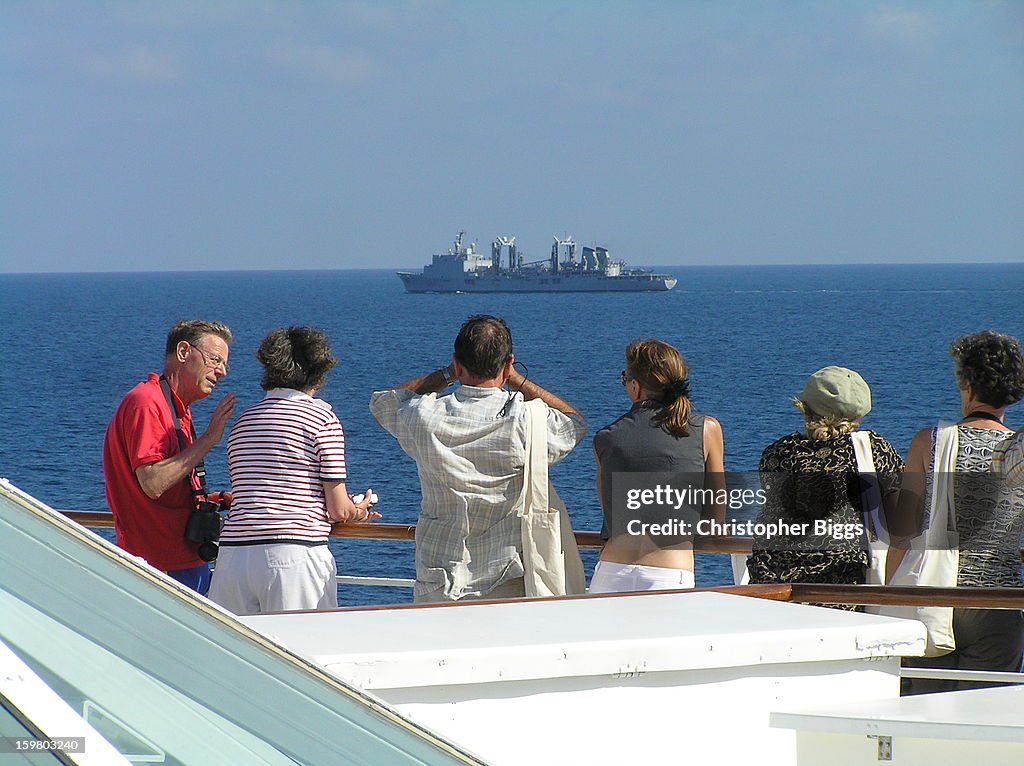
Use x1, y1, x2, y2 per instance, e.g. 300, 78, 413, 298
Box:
2, 1, 1022, 272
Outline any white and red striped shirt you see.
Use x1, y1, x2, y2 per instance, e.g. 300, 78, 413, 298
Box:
223, 389, 347, 544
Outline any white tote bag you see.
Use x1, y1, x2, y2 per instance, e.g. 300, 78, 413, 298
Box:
519, 400, 585, 597
851, 431, 888, 585
869, 422, 959, 657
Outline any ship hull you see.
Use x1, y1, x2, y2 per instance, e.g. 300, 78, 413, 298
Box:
398, 272, 677, 293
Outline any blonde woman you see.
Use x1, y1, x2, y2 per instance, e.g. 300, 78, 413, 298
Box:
590, 339, 725, 593
747, 366, 903, 602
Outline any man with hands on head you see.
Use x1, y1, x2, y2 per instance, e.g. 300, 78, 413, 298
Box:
370, 314, 587, 603
103, 320, 236, 595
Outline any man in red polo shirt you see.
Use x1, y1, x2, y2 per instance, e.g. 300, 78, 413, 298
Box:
103, 320, 236, 594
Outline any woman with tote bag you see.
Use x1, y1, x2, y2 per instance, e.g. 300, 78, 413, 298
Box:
746, 366, 903, 606
888, 330, 1024, 695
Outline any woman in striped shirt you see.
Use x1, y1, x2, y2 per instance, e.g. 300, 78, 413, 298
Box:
209, 327, 379, 615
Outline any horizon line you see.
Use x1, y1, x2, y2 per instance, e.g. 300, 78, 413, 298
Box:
3, 261, 1023, 277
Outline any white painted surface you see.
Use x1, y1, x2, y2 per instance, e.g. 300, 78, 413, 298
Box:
773, 684, 1024, 765
788, 732, 1022, 766
244, 591, 926, 688
245, 592, 928, 766
381, 659, 899, 766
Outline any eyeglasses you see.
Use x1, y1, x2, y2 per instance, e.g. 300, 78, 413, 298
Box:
620, 369, 633, 386
188, 342, 229, 374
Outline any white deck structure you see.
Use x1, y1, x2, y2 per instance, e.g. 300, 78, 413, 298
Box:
4, 477, 1023, 765
773, 684, 1024, 765
245, 591, 927, 765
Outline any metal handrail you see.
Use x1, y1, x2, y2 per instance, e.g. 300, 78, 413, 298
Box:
337, 575, 416, 589
899, 667, 1024, 684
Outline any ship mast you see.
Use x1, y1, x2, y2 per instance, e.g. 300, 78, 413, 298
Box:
493, 236, 517, 272
452, 231, 466, 256
552, 236, 576, 273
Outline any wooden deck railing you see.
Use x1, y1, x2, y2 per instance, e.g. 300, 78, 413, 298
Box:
696, 582, 1024, 609
62, 511, 1024, 609
63, 513, 750, 551
68, 512, 1024, 558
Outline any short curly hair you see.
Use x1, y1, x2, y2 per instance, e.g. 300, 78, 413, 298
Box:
256, 326, 337, 392
950, 330, 1024, 408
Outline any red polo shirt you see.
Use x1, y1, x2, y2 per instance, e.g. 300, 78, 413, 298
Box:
102, 373, 204, 571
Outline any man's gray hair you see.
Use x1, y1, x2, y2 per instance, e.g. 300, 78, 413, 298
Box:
165, 320, 233, 357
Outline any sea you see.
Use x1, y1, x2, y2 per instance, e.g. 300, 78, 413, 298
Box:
2, 264, 1023, 605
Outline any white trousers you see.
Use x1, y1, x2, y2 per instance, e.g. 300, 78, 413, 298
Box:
588, 560, 695, 594
209, 543, 337, 616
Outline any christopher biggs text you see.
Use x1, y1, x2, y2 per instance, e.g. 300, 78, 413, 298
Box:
626, 518, 866, 541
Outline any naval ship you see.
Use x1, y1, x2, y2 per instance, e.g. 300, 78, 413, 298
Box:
398, 231, 677, 293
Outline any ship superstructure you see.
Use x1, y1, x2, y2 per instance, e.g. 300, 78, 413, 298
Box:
397, 231, 677, 293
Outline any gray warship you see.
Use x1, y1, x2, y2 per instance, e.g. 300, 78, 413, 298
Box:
398, 232, 677, 293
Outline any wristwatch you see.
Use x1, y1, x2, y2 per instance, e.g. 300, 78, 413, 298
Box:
440, 366, 454, 387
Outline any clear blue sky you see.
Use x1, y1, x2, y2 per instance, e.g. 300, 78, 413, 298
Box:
2, 1, 1022, 272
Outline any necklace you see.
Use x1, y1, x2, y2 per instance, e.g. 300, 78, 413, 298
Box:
962, 409, 1004, 425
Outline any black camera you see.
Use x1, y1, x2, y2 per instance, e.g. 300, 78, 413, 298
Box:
184, 499, 225, 562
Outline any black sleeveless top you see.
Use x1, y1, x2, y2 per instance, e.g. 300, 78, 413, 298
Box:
593, 401, 705, 539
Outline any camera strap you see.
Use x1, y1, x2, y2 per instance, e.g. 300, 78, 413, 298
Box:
159, 376, 209, 501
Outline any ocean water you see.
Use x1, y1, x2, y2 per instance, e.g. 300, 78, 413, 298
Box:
2, 264, 1023, 605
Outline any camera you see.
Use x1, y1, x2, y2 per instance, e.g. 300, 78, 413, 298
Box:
184, 499, 225, 562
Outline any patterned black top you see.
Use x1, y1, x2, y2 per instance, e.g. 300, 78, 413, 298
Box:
930, 426, 1024, 588
748, 430, 903, 598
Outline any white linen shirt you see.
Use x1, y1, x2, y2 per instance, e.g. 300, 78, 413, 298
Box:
369, 385, 586, 600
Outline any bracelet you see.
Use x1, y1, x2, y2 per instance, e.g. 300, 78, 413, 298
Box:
439, 366, 454, 387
